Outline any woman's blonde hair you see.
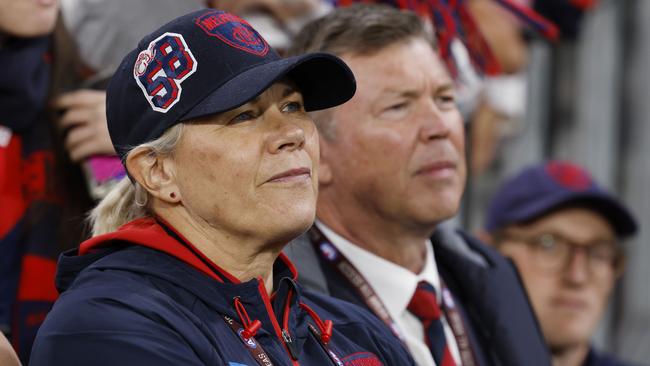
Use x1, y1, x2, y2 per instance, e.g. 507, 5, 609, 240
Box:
89, 124, 184, 236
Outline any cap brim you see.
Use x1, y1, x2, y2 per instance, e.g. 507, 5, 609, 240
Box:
516, 192, 639, 238
180, 52, 355, 121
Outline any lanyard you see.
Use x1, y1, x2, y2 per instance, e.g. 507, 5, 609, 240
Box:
308, 228, 406, 342
223, 315, 275, 366
308, 227, 477, 366
438, 283, 477, 366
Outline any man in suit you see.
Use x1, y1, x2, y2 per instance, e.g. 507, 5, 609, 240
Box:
284, 4, 551, 366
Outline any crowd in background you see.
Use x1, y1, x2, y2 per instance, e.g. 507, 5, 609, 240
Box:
0, 0, 648, 365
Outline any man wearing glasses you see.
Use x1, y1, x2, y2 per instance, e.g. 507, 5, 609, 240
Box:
482, 161, 638, 366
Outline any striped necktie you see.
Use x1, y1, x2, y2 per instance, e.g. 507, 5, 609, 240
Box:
408, 281, 458, 366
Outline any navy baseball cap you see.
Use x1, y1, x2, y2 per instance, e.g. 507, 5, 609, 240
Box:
485, 161, 638, 238
106, 9, 356, 161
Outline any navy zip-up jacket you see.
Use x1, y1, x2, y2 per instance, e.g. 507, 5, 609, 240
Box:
29, 218, 416, 366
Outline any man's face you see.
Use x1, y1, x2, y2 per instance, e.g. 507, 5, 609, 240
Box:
496, 208, 619, 351
0, 0, 59, 38
319, 38, 466, 232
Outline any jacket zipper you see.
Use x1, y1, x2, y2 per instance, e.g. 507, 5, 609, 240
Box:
257, 279, 300, 366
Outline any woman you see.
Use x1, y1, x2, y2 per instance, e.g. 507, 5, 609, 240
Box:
30, 9, 415, 366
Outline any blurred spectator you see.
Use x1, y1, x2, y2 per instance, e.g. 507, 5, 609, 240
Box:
0, 0, 102, 362
481, 161, 639, 366
60, 0, 205, 73
207, 0, 331, 52
466, 0, 530, 175
61, 0, 329, 63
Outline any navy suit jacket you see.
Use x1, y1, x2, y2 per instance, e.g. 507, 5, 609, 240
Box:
285, 226, 552, 366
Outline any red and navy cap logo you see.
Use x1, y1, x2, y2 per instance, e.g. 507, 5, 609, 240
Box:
545, 161, 593, 191
133, 32, 197, 113
195, 10, 269, 57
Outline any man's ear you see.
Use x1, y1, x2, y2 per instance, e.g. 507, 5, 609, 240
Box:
125, 149, 181, 204
318, 136, 333, 186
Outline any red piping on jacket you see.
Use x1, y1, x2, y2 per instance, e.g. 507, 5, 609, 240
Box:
299, 302, 333, 344
79, 217, 312, 365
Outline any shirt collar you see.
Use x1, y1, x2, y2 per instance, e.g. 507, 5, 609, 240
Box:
315, 221, 442, 321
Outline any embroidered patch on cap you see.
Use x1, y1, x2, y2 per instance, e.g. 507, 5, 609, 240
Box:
134, 32, 197, 113
545, 161, 593, 191
195, 10, 269, 56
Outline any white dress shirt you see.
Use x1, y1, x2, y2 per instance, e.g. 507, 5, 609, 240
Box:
316, 222, 462, 366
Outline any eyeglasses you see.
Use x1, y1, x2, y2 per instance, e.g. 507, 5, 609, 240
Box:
496, 231, 625, 276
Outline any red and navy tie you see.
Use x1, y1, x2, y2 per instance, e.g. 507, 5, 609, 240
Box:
408, 281, 458, 366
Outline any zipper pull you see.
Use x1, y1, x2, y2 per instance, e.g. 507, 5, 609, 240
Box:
282, 329, 300, 360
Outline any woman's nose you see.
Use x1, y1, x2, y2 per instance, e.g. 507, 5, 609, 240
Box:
267, 113, 306, 153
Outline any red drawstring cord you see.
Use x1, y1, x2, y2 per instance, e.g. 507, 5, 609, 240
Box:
299, 302, 333, 344
234, 297, 262, 339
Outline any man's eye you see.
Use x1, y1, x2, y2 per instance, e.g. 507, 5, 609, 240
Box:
282, 101, 304, 113
589, 242, 617, 261
536, 234, 559, 251
386, 102, 408, 111
436, 95, 456, 108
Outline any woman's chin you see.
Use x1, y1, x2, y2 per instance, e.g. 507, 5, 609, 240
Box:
266, 211, 316, 247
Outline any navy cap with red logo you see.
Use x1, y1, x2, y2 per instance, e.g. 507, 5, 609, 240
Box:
106, 9, 356, 161
485, 161, 638, 238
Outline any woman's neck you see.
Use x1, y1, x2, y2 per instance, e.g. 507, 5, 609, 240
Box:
160, 209, 279, 294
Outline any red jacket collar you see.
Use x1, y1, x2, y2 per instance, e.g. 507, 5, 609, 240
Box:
80, 217, 298, 284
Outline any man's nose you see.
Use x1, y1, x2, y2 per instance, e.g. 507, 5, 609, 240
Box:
418, 99, 451, 142
562, 247, 590, 286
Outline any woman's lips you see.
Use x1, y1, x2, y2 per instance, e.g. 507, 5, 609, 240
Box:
267, 167, 311, 183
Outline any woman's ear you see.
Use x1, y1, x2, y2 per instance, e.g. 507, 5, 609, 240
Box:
125, 149, 181, 204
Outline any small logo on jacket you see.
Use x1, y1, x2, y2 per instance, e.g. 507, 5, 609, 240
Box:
319, 242, 339, 261
195, 10, 269, 56
237, 328, 258, 349
442, 287, 455, 309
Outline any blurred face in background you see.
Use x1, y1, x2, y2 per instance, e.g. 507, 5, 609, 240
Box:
495, 208, 620, 352
318, 37, 466, 233
0, 0, 59, 38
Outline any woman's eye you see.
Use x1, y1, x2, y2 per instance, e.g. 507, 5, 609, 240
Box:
282, 101, 304, 113
231, 111, 256, 124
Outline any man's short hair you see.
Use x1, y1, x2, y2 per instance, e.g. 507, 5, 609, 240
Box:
288, 4, 435, 139
288, 4, 434, 58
